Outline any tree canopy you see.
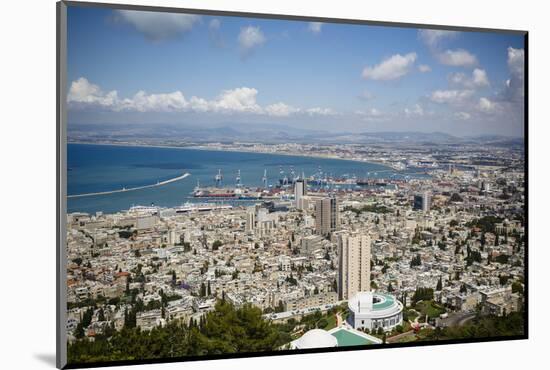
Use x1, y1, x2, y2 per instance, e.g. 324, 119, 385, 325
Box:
68, 300, 287, 364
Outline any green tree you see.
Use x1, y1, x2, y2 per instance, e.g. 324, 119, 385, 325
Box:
410, 254, 422, 267
212, 240, 223, 251
98, 308, 105, 322
412, 287, 434, 304
74, 323, 85, 339
171, 270, 177, 286
317, 318, 328, 329
512, 282, 524, 295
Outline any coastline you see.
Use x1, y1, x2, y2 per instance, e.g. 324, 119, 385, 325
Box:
67, 140, 401, 172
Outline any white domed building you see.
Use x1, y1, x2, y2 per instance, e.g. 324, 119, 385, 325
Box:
288, 326, 382, 350
290, 329, 338, 349
347, 291, 403, 332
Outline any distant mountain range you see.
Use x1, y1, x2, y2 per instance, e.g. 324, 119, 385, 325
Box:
68, 123, 523, 146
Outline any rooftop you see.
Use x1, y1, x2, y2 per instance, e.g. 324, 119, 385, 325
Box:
373, 294, 396, 311
293, 329, 338, 349
349, 292, 399, 313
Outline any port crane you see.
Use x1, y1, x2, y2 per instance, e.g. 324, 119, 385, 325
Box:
215, 169, 223, 187
236, 169, 241, 187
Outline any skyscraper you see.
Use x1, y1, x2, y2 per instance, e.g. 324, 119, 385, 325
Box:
315, 197, 339, 236
294, 178, 307, 210
413, 191, 431, 212
245, 207, 256, 233
338, 232, 371, 301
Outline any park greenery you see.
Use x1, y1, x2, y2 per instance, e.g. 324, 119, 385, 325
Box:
68, 299, 348, 364
68, 300, 290, 364
420, 311, 524, 341
465, 216, 503, 233
411, 287, 434, 305
67, 283, 524, 365
415, 300, 446, 320
345, 204, 392, 215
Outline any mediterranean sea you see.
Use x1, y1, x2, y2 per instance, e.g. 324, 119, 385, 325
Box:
67, 143, 427, 214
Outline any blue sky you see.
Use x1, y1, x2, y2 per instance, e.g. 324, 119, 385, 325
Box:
67, 5, 525, 137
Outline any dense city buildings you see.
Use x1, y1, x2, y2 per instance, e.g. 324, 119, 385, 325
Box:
66, 138, 526, 361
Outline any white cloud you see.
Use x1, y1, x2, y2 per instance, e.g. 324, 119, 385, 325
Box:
502, 47, 524, 102
454, 111, 471, 120
436, 49, 478, 67
115, 10, 200, 41
211, 87, 262, 114
308, 22, 323, 34
418, 64, 431, 73
430, 89, 474, 104
188, 96, 210, 112
449, 73, 467, 86
120, 90, 188, 112
68, 78, 262, 114
306, 107, 336, 116
418, 30, 478, 68
265, 102, 299, 117
507, 47, 524, 76
465, 47, 525, 120
449, 68, 489, 88
68, 77, 119, 108
418, 29, 459, 48
67, 77, 335, 118
238, 26, 266, 54
404, 104, 424, 117
477, 97, 499, 113
472, 69, 490, 86
362, 52, 417, 81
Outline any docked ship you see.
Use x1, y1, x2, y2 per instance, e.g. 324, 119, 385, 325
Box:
193, 187, 238, 198
356, 179, 387, 186
192, 169, 263, 199
174, 202, 232, 213
192, 186, 263, 199
129, 204, 159, 214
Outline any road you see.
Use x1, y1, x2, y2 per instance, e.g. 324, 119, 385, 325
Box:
438, 312, 477, 327
336, 312, 343, 327
387, 330, 416, 343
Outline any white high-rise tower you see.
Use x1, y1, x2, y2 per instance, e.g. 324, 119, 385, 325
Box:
338, 232, 371, 300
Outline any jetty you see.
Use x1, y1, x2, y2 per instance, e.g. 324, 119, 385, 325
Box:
68, 173, 190, 199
